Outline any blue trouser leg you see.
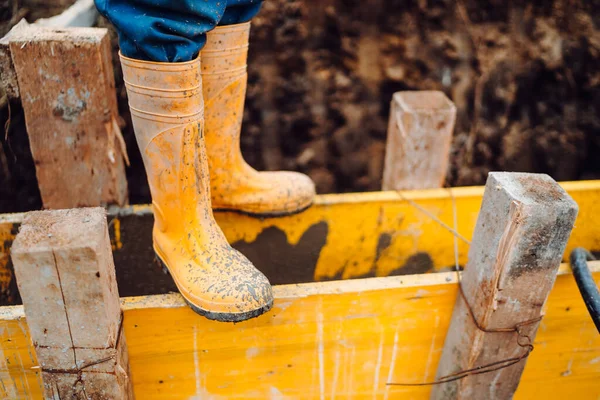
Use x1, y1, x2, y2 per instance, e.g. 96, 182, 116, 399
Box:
220, 0, 263, 26
94, 0, 263, 62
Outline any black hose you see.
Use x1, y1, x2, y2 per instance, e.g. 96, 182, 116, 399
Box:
569, 248, 600, 334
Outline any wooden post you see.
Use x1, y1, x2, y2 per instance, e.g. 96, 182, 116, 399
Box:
382, 91, 456, 190
431, 172, 578, 399
11, 207, 134, 399
8, 26, 128, 209
1, 2, 98, 101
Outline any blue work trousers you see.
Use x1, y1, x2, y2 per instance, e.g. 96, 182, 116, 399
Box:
95, 0, 263, 62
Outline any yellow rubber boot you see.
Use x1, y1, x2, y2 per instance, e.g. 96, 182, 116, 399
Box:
120, 54, 273, 322
201, 22, 316, 216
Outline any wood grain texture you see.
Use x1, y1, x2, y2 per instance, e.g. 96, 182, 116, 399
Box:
0, 265, 598, 399
10, 207, 133, 399
382, 91, 456, 190
432, 172, 579, 400
0, 1, 97, 101
9, 26, 127, 209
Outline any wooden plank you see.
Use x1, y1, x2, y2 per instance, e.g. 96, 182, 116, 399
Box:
382, 91, 456, 190
0, 264, 598, 399
9, 26, 128, 209
0, 315, 44, 400
10, 208, 133, 399
108, 181, 600, 285
0, 1, 97, 101
1, 181, 600, 304
432, 172, 578, 399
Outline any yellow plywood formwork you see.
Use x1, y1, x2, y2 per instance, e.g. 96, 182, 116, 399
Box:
1, 181, 600, 296
219, 188, 484, 280
1, 181, 599, 398
1, 263, 599, 399
0, 215, 18, 303
217, 181, 600, 280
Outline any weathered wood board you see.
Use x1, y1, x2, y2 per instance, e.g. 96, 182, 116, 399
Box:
382, 91, 456, 190
9, 26, 128, 209
11, 208, 133, 399
1, 182, 600, 304
1, 1, 98, 101
1, 264, 599, 399
433, 172, 578, 399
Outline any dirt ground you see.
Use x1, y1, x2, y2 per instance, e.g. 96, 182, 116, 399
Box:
2, 0, 600, 212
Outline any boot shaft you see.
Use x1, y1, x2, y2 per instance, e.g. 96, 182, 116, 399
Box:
120, 55, 203, 152
201, 23, 251, 175
120, 54, 211, 231
202, 22, 250, 85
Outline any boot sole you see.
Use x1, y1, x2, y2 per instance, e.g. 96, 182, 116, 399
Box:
155, 254, 273, 322
213, 201, 313, 218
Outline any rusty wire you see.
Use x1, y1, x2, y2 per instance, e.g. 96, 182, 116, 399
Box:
387, 190, 543, 387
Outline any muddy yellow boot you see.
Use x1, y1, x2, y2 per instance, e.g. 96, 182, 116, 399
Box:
201, 22, 316, 216
120, 54, 273, 322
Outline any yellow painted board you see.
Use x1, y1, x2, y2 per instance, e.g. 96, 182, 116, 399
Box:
0, 217, 18, 303
1, 263, 599, 399
217, 181, 600, 280
0, 315, 43, 399
0, 182, 599, 291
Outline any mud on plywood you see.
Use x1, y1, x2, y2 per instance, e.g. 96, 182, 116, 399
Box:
2, 0, 600, 211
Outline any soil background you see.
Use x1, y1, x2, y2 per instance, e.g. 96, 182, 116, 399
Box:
1, 0, 600, 212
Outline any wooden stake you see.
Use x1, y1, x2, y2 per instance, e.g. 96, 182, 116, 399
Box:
1, 2, 97, 101
9, 26, 128, 209
431, 172, 578, 400
11, 207, 134, 399
382, 91, 456, 190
